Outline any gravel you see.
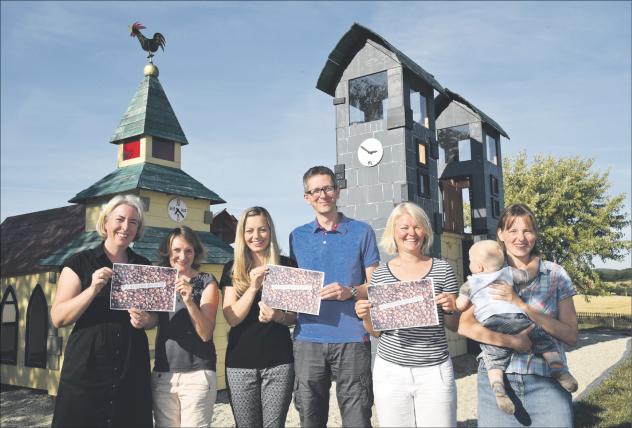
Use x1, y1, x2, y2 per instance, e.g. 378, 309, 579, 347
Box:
1, 329, 629, 428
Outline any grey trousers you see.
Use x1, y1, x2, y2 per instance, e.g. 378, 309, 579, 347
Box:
293, 341, 373, 428
226, 363, 294, 428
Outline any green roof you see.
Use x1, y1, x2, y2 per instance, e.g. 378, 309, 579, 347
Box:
435, 88, 510, 139
317, 23, 445, 97
69, 162, 225, 204
110, 73, 188, 145
40, 227, 234, 267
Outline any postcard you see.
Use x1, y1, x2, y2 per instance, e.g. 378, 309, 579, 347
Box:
110, 263, 177, 312
261, 264, 324, 315
368, 278, 438, 331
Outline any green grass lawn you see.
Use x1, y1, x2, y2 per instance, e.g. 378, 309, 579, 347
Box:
574, 356, 631, 428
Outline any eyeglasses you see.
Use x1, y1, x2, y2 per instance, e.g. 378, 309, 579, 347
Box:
305, 186, 336, 197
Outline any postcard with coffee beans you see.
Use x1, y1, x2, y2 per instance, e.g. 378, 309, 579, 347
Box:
368, 278, 438, 331
261, 264, 324, 315
110, 263, 178, 312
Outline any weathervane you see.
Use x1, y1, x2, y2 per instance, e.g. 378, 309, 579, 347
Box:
129, 22, 166, 63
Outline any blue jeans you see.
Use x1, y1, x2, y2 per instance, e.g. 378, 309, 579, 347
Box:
293, 341, 373, 428
477, 360, 573, 427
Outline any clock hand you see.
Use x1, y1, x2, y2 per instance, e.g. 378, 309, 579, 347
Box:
175, 208, 184, 218
360, 145, 372, 154
368, 149, 378, 154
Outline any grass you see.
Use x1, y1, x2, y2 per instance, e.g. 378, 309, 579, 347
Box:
574, 356, 631, 428
573, 295, 632, 315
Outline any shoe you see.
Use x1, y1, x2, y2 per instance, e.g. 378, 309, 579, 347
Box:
552, 370, 579, 393
492, 381, 515, 414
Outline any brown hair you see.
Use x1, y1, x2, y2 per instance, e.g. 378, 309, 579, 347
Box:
496, 203, 540, 256
158, 226, 206, 269
302, 166, 336, 192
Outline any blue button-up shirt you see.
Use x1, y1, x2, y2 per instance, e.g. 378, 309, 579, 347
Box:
289, 214, 379, 343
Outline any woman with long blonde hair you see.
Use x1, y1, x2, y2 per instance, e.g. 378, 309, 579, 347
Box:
219, 206, 297, 428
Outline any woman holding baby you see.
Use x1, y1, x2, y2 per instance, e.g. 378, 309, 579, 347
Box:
458, 203, 578, 427
355, 202, 459, 427
219, 206, 297, 427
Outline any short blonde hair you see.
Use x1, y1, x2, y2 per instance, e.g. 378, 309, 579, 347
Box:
96, 194, 145, 241
380, 202, 433, 255
469, 240, 504, 272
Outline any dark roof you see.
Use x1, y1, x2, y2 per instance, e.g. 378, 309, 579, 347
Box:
1, 205, 85, 277
316, 23, 445, 97
210, 209, 238, 245
69, 162, 225, 204
110, 73, 188, 145
434, 88, 510, 139
40, 226, 233, 267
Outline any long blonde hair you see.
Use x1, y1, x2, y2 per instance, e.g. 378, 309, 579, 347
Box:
231, 207, 281, 297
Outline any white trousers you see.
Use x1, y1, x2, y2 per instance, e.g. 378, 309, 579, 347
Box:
373, 355, 457, 427
151, 369, 217, 427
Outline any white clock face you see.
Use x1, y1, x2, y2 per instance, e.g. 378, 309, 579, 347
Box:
357, 138, 384, 167
167, 198, 188, 222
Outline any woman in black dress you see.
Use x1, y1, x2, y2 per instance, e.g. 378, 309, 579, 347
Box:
219, 206, 296, 428
51, 194, 156, 427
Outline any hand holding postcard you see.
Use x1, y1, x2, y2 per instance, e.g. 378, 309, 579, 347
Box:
110, 263, 178, 312
368, 278, 438, 331
261, 264, 324, 315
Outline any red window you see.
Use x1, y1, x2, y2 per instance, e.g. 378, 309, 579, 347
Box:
123, 140, 140, 160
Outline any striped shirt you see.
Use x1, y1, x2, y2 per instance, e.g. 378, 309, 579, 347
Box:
373, 258, 458, 367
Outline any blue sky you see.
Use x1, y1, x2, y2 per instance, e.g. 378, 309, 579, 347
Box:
2, 1, 630, 269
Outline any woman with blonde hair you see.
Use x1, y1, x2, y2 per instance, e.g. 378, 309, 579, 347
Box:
51, 194, 156, 427
355, 201, 459, 427
152, 226, 219, 427
219, 206, 297, 428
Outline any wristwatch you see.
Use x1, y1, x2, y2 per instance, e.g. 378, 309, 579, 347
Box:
350, 286, 358, 300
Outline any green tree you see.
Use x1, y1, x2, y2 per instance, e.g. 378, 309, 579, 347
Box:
503, 152, 630, 294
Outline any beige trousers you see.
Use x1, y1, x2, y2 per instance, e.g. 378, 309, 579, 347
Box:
151, 369, 217, 427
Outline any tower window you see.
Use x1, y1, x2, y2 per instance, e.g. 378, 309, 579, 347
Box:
152, 138, 175, 161
418, 172, 431, 198
410, 88, 429, 128
437, 125, 470, 164
25, 284, 48, 368
417, 139, 428, 166
349, 71, 388, 124
486, 134, 499, 165
1, 286, 18, 365
123, 139, 140, 160
491, 197, 501, 218
490, 175, 500, 196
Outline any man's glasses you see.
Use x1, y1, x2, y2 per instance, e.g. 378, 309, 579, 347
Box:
305, 186, 336, 197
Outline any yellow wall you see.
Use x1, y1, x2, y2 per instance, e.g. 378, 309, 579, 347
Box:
1, 262, 231, 395
441, 232, 468, 357
139, 189, 211, 232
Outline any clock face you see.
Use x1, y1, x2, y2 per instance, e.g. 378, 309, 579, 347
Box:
167, 197, 188, 222
357, 138, 384, 167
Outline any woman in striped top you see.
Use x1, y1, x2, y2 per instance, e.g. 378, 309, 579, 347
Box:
355, 202, 459, 427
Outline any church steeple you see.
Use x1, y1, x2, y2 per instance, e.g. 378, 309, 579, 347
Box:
110, 63, 188, 169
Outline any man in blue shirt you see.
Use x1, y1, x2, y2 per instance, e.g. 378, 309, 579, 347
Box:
290, 165, 380, 427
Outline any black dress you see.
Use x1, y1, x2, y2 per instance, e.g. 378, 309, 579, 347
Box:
52, 243, 153, 428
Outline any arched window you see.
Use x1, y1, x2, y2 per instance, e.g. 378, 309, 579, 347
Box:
25, 284, 48, 368
1, 286, 19, 365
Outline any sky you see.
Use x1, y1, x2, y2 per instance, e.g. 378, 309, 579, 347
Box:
1, 1, 631, 269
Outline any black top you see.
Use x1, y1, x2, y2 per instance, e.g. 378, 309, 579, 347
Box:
219, 256, 296, 369
154, 272, 217, 372
52, 242, 153, 428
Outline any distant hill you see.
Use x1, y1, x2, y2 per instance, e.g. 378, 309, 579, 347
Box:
596, 268, 632, 282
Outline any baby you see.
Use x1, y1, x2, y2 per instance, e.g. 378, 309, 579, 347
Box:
456, 240, 578, 414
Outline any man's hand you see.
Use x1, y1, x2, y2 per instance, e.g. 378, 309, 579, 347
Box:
320, 282, 352, 301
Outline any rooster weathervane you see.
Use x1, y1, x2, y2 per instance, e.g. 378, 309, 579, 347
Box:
129, 22, 166, 63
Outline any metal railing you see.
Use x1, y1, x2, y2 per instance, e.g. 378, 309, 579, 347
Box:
576, 312, 632, 330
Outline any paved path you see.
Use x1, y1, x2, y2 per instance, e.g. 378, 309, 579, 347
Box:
1, 329, 629, 427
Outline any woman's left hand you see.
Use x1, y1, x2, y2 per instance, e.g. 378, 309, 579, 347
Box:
128, 309, 156, 329
435, 292, 457, 313
175, 276, 194, 305
489, 281, 524, 309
